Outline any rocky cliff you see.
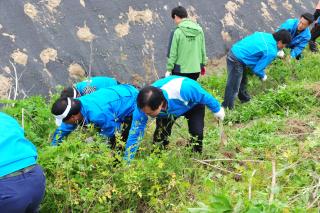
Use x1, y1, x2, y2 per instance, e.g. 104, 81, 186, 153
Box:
0, 0, 315, 98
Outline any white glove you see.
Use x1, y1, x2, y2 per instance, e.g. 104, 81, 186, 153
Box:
261, 75, 267, 82
214, 107, 225, 121
165, 71, 171, 77
277, 50, 285, 58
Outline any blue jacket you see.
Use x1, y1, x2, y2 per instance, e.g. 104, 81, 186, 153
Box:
51, 84, 138, 145
231, 32, 278, 78
0, 112, 37, 177
124, 76, 221, 161
278, 18, 311, 58
75, 76, 118, 96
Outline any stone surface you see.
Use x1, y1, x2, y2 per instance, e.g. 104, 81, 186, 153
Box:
0, 0, 314, 98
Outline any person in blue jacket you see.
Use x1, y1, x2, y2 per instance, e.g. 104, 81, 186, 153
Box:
51, 84, 140, 148
222, 30, 292, 110
60, 76, 119, 98
124, 75, 225, 161
277, 13, 313, 59
0, 112, 46, 212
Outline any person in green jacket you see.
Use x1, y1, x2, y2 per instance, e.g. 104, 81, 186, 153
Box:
166, 6, 208, 81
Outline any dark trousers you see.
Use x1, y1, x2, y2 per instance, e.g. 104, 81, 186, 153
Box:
172, 71, 200, 81
311, 23, 320, 41
222, 51, 251, 109
109, 116, 132, 150
0, 165, 46, 213
153, 104, 205, 152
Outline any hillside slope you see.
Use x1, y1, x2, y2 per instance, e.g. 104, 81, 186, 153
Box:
1, 49, 320, 212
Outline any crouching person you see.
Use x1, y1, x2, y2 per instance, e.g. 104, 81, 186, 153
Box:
51, 84, 139, 148
0, 112, 46, 212
277, 13, 313, 60
124, 75, 225, 161
222, 30, 292, 110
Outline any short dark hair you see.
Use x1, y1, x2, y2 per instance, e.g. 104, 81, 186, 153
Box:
171, 6, 188, 19
301, 12, 314, 25
51, 97, 81, 121
273, 29, 292, 45
137, 86, 165, 110
60, 87, 77, 98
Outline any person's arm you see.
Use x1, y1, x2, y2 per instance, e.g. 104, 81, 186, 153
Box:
290, 38, 309, 58
252, 52, 276, 79
51, 122, 77, 146
277, 19, 294, 32
181, 81, 221, 113
124, 107, 148, 162
100, 120, 118, 138
166, 30, 179, 73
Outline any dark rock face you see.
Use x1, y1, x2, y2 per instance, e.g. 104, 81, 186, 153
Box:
0, 0, 315, 98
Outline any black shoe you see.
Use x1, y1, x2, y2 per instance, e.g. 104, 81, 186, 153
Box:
240, 98, 251, 104
238, 93, 251, 103
309, 41, 318, 52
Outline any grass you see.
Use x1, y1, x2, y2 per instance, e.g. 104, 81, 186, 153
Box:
1, 50, 320, 212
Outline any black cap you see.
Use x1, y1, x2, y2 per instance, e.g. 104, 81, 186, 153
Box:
301, 12, 314, 24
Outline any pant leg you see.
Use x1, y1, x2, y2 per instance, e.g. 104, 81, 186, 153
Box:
25, 165, 46, 213
295, 54, 302, 60
121, 116, 133, 142
0, 165, 46, 213
184, 104, 205, 153
238, 68, 251, 103
172, 71, 200, 81
311, 23, 320, 41
109, 116, 132, 150
153, 116, 176, 147
222, 52, 245, 109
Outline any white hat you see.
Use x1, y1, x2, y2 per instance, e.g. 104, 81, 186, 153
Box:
54, 97, 72, 126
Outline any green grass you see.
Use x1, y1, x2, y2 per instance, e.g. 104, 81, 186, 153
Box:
1, 49, 320, 212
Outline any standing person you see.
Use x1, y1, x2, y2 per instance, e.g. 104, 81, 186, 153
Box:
277, 13, 313, 59
60, 76, 119, 98
309, 1, 320, 52
0, 112, 46, 212
222, 30, 292, 110
124, 76, 225, 161
166, 6, 208, 81
51, 84, 141, 148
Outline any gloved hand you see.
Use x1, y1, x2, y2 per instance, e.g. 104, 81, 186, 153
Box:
214, 107, 225, 121
201, 66, 206, 76
165, 71, 171, 77
261, 75, 267, 82
277, 50, 285, 58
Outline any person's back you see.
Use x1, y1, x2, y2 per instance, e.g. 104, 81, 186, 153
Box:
168, 20, 206, 73
152, 75, 221, 116
166, 6, 207, 80
60, 76, 118, 98
231, 32, 278, 78
79, 85, 138, 130
75, 76, 118, 96
0, 112, 45, 212
0, 112, 37, 176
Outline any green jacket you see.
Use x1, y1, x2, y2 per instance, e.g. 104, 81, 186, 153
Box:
166, 19, 208, 74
